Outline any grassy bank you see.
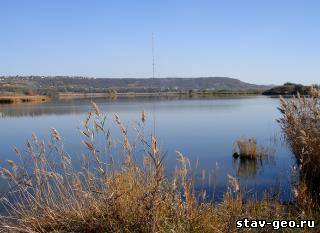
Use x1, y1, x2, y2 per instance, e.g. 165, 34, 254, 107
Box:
0, 101, 319, 232
58, 91, 261, 100
0, 95, 49, 104
58, 91, 183, 99
0, 90, 261, 103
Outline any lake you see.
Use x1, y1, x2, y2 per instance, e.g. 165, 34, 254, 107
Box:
0, 96, 295, 201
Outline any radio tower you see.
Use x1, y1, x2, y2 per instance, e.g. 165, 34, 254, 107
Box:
152, 32, 155, 79
151, 32, 156, 135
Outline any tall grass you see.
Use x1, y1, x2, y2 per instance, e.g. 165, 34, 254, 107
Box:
0, 95, 48, 104
278, 87, 320, 208
0, 102, 318, 232
233, 138, 263, 159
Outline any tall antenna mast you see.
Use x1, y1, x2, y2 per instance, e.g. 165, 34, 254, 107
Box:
152, 32, 155, 79
151, 32, 156, 135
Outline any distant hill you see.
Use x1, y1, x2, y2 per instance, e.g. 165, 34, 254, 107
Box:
263, 82, 311, 96
0, 76, 272, 95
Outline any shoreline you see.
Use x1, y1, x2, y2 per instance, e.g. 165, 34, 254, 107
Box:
58, 91, 261, 100
0, 91, 264, 104
0, 95, 49, 104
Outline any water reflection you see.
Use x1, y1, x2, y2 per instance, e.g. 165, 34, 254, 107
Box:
232, 150, 276, 178
0, 96, 261, 118
0, 104, 82, 118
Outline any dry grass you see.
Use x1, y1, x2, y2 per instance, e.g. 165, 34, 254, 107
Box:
279, 87, 320, 208
0, 95, 49, 104
0, 102, 318, 232
233, 138, 266, 159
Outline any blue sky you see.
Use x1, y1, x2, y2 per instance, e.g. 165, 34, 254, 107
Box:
0, 0, 319, 85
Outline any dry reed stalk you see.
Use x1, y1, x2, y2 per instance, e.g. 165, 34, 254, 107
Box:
279, 86, 320, 209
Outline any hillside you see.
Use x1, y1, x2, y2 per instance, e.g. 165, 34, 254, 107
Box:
262, 82, 311, 95
0, 76, 271, 95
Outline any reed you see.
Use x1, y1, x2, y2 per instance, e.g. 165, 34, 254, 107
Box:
233, 138, 266, 159
0, 95, 49, 104
0, 102, 318, 232
279, 87, 320, 208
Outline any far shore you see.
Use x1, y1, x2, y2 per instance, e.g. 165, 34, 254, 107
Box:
0, 91, 263, 104
58, 91, 261, 100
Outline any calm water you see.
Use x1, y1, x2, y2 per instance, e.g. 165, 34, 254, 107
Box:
0, 96, 295, 201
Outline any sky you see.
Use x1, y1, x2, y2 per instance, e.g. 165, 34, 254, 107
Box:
0, 0, 319, 85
